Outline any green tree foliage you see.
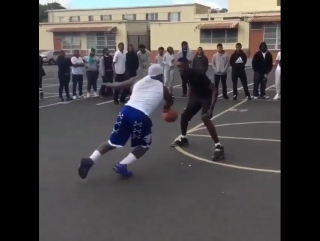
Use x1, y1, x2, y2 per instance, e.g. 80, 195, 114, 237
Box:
39, 2, 65, 22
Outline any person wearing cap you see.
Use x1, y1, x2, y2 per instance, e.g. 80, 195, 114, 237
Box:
78, 64, 174, 179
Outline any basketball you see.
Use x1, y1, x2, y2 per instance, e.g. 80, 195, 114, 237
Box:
162, 109, 178, 122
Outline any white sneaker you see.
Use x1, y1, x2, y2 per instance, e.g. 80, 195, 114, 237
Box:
78, 95, 83, 99
253, 96, 258, 100
273, 94, 279, 100
87, 93, 90, 98
93, 92, 98, 97
73, 95, 77, 100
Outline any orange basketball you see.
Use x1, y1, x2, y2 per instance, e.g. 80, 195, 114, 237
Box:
162, 109, 179, 122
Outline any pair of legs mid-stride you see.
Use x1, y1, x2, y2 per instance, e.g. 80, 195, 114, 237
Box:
78, 105, 152, 179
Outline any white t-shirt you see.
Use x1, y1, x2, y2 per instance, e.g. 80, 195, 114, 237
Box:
113, 50, 126, 74
126, 76, 164, 116
71, 56, 84, 75
276, 51, 281, 71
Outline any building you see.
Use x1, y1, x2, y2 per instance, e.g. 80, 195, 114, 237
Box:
39, 4, 210, 55
150, 0, 280, 60
39, 1, 280, 60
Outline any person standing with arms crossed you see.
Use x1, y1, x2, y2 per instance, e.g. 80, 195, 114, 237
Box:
113, 43, 128, 105
71, 50, 85, 99
229, 43, 251, 100
212, 43, 230, 99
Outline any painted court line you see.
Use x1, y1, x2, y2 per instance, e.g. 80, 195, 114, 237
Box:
187, 134, 280, 142
173, 85, 280, 174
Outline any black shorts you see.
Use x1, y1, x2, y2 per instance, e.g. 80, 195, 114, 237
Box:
115, 73, 126, 82
183, 97, 211, 121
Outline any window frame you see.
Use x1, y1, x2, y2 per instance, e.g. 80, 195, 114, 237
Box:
263, 23, 281, 50
168, 12, 180, 22
86, 32, 117, 55
200, 28, 238, 44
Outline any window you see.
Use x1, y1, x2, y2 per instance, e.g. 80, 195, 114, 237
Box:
146, 13, 158, 21
250, 23, 263, 30
59, 17, 64, 22
86, 32, 116, 55
69, 16, 80, 22
100, 15, 112, 21
88, 15, 94, 21
61, 35, 81, 54
168, 12, 180, 22
263, 23, 281, 50
200, 29, 238, 43
122, 14, 136, 20
277, 0, 280, 6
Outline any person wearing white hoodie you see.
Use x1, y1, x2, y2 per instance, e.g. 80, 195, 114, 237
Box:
163, 47, 175, 94
137, 44, 150, 78
274, 51, 281, 100
177, 41, 192, 97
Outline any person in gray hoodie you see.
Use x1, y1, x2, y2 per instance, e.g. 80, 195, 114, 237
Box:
192, 47, 208, 74
177, 41, 192, 97
212, 43, 230, 99
137, 44, 150, 78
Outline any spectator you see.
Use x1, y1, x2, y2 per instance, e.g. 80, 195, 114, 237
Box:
192, 47, 208, 74
154, 47, 165, 69
252, 42, 273, 99
212, 43, 230, 99
39, 55, 45, 100
71, 50, 85, 99
83, 48, 99, 98
113, 42, 128, 105
273, 50, 281, 100
99, 48, 114, 98
163, 47, 175, 94
230, 43, 251, 100
126, 44, 139, 78
177, 41, 192, 97
56, 50, 72, 101
137, 44, 150, 78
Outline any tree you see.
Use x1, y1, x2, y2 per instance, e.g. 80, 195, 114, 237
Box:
39, 2, 65, 22
210, 8, 228, 13
219, 8, 228, 13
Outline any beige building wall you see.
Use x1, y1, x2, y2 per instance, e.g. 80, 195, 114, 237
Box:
150, 21, 249, 51
228, 0, 280, 12
47, 4, 210, 23
39, 22, 128, 51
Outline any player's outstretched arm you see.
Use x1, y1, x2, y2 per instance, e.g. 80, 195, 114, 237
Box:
101, 77, 137, 89
163, 86, 174, 112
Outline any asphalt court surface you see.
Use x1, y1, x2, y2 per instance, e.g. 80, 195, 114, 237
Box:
39, 66, 280, 241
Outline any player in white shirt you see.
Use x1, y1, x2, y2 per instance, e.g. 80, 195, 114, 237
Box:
70, 50, 85, 99
274, 51, 281, 100
78, 64, 174, 179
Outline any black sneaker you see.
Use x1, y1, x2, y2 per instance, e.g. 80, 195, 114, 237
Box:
181, 94, 187, 97
59, 97, 65, 102
78, 158, 94, 179
113, 100, 120, 105
223, 95, 229, 100
233, 95, 237, 100
66, 97, 72, 101
212, 145, 225, 161
246, 95, 252, 100
171, 137, 189, 147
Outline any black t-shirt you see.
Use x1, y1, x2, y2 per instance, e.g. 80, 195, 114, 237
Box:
185, 69, 212, 98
